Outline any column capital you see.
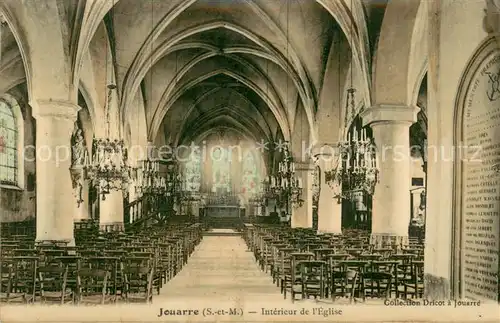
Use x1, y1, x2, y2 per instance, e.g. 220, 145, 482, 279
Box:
360, 104, 420, 127
31, 99, 81, 120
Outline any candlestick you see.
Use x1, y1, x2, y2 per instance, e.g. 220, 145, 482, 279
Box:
348, 132, 351, 143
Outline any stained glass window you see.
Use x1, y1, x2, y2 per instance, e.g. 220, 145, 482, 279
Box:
241, 151, 259, 195
0, 100, 17, 185
185, 149, 201, 192
212, 147, 231, 193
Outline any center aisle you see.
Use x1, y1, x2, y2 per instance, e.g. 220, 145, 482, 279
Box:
155, 229, 286, 304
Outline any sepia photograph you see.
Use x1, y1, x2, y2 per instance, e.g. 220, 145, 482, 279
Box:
0, 0, 499, 322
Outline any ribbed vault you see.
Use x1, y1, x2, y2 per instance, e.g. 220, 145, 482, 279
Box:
107, 0, 346, 147
1, 0, 387, 165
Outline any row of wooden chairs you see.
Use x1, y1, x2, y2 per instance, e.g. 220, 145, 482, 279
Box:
0, 223, 203, 304
244, 224, 425, 303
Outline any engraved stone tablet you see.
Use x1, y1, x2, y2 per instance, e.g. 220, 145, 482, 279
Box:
461, 47, 500, 301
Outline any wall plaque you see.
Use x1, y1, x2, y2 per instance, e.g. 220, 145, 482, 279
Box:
461, 42, 500, 301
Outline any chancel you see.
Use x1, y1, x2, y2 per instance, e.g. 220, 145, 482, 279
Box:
0, 0, 499, 313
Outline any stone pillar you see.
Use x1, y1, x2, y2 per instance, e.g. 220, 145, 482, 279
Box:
99, 190, 124, 232
360, 105, 419, 248
291, 162, 313, 228
314, 152, 342, 234
33, 100, 80, 243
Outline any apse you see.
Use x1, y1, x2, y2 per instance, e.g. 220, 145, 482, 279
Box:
179, 129, 265, 201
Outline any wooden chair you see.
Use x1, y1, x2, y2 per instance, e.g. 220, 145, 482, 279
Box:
296, 260, 328, 301
122, 257, 154, 303
271, 244, 289, 286
76, 267, 112, 305
329, 262, 350, 301
284, 252, 315, 302
0, 257, 38, 304
339, 260, 369, 302
85, 256, 121, 301
10, 256, 38, 303
37, 262, 73, 304
400, 261, 424, 298
360, 271, 393, 301
389, 254, 415, 297
278, 248, 296, 292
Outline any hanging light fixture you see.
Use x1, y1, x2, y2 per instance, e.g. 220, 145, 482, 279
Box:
326, 89, 378, 198
0, 13, 5, 63
85, 10, 130, 200
136, 153, 161, 195
267, 2, 303, 210
324, 3, 378, 201
268, 143, 303, 208
135, 0, 163, 196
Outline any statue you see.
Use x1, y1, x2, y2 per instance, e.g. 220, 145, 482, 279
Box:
312, 165, 321, 205
71, 127, 87, 167
411, 190, 426, 227
70, 124, 87, 207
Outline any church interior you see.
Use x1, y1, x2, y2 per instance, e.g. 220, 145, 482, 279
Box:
0, 0, 499, 311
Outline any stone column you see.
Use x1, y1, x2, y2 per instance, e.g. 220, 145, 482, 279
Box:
99, 190, 125, 232
360, 105, 419, 248
314, 152, 342, 234
291, 162, 313, 228
33, 100, 80, 244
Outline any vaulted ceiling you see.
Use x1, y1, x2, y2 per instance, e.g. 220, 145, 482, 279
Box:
0, 0, 390, 149
112, 0, 341, 146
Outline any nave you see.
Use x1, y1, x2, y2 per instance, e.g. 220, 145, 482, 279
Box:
158, 225, 424, 305
0, 222, 422, 306
1, 0, 500, 314
156, 229, 285, 304
1, 223, 499, 323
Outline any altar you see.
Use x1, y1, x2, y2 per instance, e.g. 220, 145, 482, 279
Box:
204, 193, 241, 217
205, 205, 240, 218
202, 192, 244, 228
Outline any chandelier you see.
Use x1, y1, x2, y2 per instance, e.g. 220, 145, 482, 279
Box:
325, 88, 378, 200
86, 85, 131, 200
136, 158, 167, 195
269, 143, 303, 208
